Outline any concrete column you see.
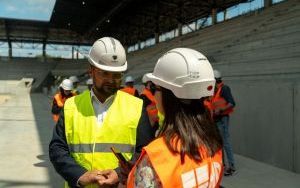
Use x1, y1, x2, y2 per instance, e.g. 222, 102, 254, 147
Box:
155, 33, 159, 44
8, 41, 12, 59
178, 23, 182, 36
42, 43, 46, 62
72, 46, 74, 59
264, 0, 272, 7
212, 8, 217, 25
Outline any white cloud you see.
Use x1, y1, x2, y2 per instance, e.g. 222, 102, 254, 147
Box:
5, 5, 17, 12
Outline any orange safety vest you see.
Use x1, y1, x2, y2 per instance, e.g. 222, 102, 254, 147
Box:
211, 82, 233, 116
52, 93, 75, 122
128, 137, 223, 188
141, 88, 158, 126
120, 87, 137, 96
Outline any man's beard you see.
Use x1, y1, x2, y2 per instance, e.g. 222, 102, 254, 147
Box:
94, 84, 118, 96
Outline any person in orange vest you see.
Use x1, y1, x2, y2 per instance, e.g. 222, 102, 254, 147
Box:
210, 69, 236, 176
140, 73, 159, 133
51, 79, 76, 123
120, 76, 139, 97
98, 48, 223, 188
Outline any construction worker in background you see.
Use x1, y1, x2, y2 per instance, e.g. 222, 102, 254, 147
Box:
210, 69, 236, 176
69, 75, 80, 95
49, 37, 155, 188
140, 73, 159, 134
51, 79, 76, 123
98, 48, 223, 188
120, 75, 139, 97
86, 78, 93, 90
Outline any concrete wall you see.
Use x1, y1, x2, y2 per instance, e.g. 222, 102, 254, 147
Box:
127, 0, 300, 173
0, 57, 88, 92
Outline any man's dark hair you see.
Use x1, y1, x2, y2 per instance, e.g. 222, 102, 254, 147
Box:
158, 88, 223, 163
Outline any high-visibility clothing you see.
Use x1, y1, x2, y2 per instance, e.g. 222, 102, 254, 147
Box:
64, 90, 143, 188
211, 82, 233, 116
72, 89, 80, 95
141, 88, 158, 126
204, 97, 213, 116
52, 93, 75, 122
128, 137, 223, 188
120, 86, 137, 96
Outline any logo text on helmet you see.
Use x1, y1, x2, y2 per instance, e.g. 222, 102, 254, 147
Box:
189, 71, 200, 78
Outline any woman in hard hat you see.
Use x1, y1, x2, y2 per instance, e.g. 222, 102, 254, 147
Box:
125, 48, 224, 187
51, 79, 76, 123
98, 48, 224, 187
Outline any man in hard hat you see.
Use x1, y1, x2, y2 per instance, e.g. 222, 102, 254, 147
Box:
140, 73, 159, 132
209, 69, 236, 176
49, 37, 155, 188
69, 75, 80, 95
51, 79, 76, 123
86, 78, 93, 90
120, 75, 139, 97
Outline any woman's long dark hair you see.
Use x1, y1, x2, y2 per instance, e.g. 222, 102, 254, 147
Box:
158, 88, 222, 163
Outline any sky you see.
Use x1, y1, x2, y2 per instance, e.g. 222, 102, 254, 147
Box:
0, 0, 56, 21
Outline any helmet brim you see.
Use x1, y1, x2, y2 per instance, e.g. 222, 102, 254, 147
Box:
88, 56, 127, 72
147, 73, 215, 99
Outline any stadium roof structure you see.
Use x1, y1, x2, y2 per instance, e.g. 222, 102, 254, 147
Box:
0, 0, 248, 46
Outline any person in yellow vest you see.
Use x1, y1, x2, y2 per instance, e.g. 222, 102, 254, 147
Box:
140, 73, 159, 133
210, 69, 236, 176
120, 76, 139, 97
51, 79, 76, 123
69, 75, 80, 95
98, 48, 224, 188
49, 37, 156, 188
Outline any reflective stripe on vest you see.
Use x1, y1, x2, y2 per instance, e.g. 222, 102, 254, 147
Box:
128, 137, 223, 188
69, 143, 134, 153
120, 87, 136, 96
141, 88, 158, 126
64, 90, 142, 188
211, 82, 233, 115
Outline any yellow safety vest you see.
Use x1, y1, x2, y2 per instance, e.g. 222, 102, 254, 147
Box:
64, 90, 142, 188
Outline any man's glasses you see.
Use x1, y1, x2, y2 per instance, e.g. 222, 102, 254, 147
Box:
93, 69, 123, 80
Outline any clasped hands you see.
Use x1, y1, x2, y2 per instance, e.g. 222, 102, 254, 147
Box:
78, 161, 134, 187
78, 169, 119, 187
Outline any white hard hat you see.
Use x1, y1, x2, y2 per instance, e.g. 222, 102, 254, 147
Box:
60, 79, 74, 90
69, 76, 79, 83
88, 37, 127, 72
142, 73, 151, 83
213, 70, 222, 79
146, 48, 215, 99
125, 76, 134, 83
86, 78, 93, 85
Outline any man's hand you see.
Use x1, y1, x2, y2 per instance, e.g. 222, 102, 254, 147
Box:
78, 170, 106, 186
97, 169, 119, 186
